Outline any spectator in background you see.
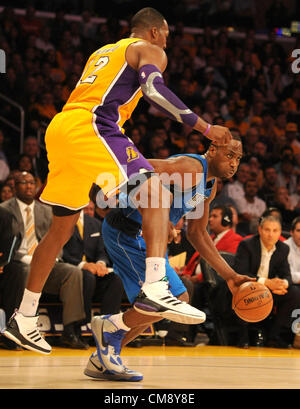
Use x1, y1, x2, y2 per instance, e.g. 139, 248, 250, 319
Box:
277, 156, 297, 196
22, 136, 48, 183
168, 217, 195, 268
258, 165, 279, 207
0, 158, 10, 184
0, 206, 21, 349
285, 123, 300, 156
0, 171, 88, 349
286, 216, 300, 285
225, 104, 249, 137
244, 127, 260, 156
223, 162, 251, 204
209, 178, 238, 210
235, 179, 267, 235
0, 184, 13, 203
271, 186, 299, 231
81, 10, 97, 40
290, 175, 300, 210
273, 112, 287, 141
247, 155, 264, 189
253, 140, 269, 162
29, 92, 58, 122
184, 131, 205, 154
35, 25, 55, 53
15, 154, 42, 190
63, 207, 124, 330
19, 4, 42, 36
0, 129, 9, 165
234, 215, 300, 348
208, 205, 243, 254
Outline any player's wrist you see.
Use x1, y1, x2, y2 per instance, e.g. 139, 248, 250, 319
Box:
203, 123, 211, 136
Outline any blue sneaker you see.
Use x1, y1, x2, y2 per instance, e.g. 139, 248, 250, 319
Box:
91, 315, 127, 374
84, 352, 143, 382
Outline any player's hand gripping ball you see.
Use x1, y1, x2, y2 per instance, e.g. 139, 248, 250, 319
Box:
233, 281, 273, 322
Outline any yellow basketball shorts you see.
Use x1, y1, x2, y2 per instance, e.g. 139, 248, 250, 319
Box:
40, 109, 153, 210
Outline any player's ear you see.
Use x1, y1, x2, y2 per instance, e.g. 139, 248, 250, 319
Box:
208, 143, 218, 157
151, 26, 158, 39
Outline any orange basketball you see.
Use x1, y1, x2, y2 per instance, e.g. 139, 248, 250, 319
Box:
233, 281, 273, 323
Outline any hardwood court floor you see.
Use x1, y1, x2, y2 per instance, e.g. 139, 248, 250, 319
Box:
1, 345, 300, 389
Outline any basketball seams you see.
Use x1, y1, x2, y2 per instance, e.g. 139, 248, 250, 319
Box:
235, 296, 273, 311
233, 289, 272, 309
233, 281, 273, 322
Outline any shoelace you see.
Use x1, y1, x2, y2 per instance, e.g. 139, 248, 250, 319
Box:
105, 329, 126, 356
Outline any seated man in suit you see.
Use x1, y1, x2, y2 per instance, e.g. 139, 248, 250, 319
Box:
62, 201, 124, 327
209, 205, 243, 252
0, 207, 21, 348
0, 171, 88, 349
182, 205, 242, 279
233, 214, 300, 348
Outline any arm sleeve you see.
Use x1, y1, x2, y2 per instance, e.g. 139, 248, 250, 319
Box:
138, 64, 198, 128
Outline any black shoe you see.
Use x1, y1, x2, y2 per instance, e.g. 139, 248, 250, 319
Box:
0, 335, 23, 350
165, 335, 194, 347
267, 336, 292, 349
59, 333, 89, 349
237, 339, 249, 349
252, 330, 265, 347
237, 332, 249, 349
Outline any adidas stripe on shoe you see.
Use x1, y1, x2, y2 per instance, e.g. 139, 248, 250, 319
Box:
133, 278, 206, 325
2, 310, 51, 355
84, 352, 143, 382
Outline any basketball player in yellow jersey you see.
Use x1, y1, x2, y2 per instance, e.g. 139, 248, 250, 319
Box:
3, 8, 232, 356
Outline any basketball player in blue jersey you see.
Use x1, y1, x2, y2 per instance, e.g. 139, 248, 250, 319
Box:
84, 135, 255, 381
3, 8, 233, 355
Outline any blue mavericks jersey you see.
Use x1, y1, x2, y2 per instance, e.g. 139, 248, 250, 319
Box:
118, 154, 215, 227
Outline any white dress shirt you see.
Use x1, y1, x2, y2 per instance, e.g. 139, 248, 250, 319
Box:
285, 237, 300, 284
235, 195, 267, 218
256, 239, 276, 284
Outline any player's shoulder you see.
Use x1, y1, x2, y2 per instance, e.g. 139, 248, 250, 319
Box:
126, 39, 167, 71
176, 154, 204, 173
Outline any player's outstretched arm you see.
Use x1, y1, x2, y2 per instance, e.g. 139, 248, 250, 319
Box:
126, 41, 232, 146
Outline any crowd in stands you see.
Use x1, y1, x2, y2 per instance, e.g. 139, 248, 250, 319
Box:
1, 2, 300, 349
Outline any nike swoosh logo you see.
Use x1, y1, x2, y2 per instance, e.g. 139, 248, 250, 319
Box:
91, 359, 105, 373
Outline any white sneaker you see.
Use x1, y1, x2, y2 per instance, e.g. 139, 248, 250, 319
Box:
84, 352, 143, 382
133, 278, 206, 325
2, 310, 51, 355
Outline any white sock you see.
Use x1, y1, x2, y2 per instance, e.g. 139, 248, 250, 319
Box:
145, 257, 166, 284
19, 288, 41, 317
108, 312, 130, 331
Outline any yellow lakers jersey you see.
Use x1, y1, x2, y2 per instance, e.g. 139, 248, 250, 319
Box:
63, 38, 144, 137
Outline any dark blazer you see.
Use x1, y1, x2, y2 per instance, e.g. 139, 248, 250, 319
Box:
0, 197, 52, 261
234, 234, 292, 287
63, 214, 109, 266
0, 206, 20, 266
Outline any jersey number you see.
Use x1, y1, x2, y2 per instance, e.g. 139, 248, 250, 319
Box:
77, 56, 109, 85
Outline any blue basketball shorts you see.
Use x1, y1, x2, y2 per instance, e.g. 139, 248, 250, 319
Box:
102, 219, 187, 304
